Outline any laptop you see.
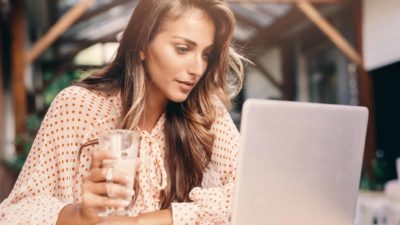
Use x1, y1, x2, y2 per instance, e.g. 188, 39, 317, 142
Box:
231, 99, 369, 225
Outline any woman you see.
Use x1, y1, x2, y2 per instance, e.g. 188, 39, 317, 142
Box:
0, 0, 246, 224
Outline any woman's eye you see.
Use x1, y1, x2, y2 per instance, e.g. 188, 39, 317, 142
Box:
176, 46, 189, 54
202, 52, 213, 61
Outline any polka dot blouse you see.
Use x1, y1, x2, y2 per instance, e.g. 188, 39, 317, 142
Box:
0, 86, 240, 225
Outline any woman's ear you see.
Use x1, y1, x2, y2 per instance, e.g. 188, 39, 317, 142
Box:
140, 51, 145, 60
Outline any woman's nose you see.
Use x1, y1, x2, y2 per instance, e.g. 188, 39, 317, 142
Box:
188, 54, 206, 77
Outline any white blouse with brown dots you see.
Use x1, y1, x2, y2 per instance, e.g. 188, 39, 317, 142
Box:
0, 86, 240, 225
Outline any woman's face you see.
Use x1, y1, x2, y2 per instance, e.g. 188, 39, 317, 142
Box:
142, 8, 216, 105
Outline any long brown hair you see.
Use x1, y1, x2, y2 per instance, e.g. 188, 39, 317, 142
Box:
76, 0, 246, 208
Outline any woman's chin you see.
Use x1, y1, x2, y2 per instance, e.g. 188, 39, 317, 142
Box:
168, 93, 190, 103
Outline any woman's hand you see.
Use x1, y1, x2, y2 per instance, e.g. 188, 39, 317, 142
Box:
95, 209, 172, 225
95, 215, 140, 225
57, 150, 134, 225
81, 150, 135, 222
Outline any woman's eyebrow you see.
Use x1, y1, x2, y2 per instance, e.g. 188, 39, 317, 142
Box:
173, 36, 196, 46
173, 36, 214, 49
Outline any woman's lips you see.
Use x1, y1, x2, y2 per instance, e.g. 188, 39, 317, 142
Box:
176, 80, 195, 92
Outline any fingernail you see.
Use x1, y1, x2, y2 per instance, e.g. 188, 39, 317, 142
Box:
107, 152, 119, 159
127, 189, 135, 196
119, 200, 130, 207
125, 175, 134, 183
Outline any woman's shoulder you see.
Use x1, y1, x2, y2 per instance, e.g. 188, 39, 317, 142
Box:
210, 95, 229, 117
54, 86, 114, 104
50, 86, 118, 114
56, 85, 100, 99
45, 86, 120, 128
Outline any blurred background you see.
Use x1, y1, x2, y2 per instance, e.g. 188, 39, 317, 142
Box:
0, 0, 400, 222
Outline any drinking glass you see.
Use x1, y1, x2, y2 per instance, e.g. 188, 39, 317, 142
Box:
97, 129, 140, 217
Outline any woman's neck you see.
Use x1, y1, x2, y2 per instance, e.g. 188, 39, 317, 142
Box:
139, 87, 167, 132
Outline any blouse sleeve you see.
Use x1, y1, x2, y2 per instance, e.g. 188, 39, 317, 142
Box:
171, 108, 240, 225
0, 87, 97, 225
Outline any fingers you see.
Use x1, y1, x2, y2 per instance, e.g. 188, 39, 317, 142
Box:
82, 191, 131, 209
90, 182, 134, 199
83, 171, 134, 199
81, 175, 134, 219
95, 215, 140, 225
83, 151, 135, 217
86, 168, 133, 185
90, 151, 118, 170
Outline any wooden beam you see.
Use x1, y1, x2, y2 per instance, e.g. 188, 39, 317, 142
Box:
354, 0, 375, 179
11, 0, 26, 139
296, 0, 363, 68
25, 0, 95, 64
0, 18, 4, 154
227, 0, 343, 4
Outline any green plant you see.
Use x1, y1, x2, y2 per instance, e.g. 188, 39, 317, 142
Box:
359, 149, 389, 191
1, 114, 42, 173
1, 69, 93, 173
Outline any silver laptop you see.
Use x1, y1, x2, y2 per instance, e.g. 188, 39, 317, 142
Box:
231, 99, 368, 225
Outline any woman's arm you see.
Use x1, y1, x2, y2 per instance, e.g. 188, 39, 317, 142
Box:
0, 87, 95, 225
96, 209, 172, 225
170, 109, 240, 225
137, 209, 172, 225
57, 150, 135, 225
57, 204, 87, 225
0, 87, 129, 225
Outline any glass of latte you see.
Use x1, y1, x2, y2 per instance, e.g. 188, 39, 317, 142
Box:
98, 129, 140, 217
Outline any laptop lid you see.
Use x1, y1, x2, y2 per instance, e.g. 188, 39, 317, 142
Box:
231, 99, 368, 225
